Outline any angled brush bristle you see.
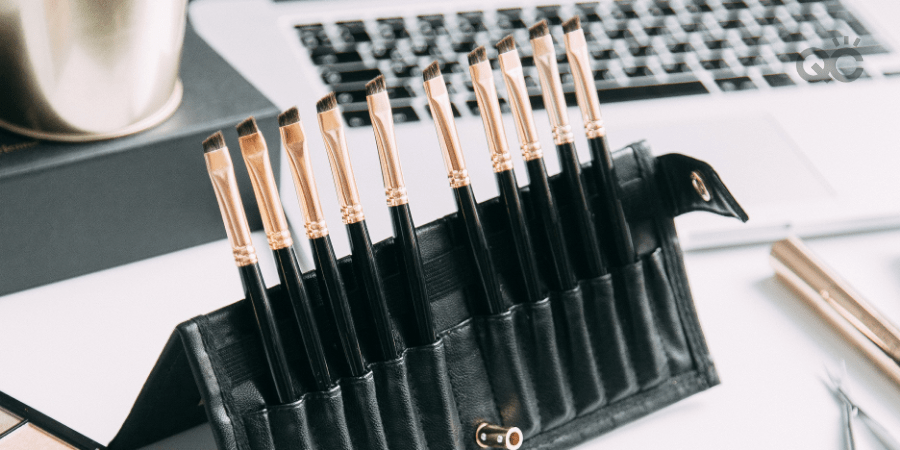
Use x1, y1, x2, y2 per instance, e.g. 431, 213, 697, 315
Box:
496, 35, 517, 54
202, 131, 226, 153
366, 75, 386, 96
467, 46, 487, 66
422, 61, 442, 81
278, 107, 300, 127
316, 93, 338, 113
529, 20, 549, 40
235, 116, 258, 137
562, 16, 581, 33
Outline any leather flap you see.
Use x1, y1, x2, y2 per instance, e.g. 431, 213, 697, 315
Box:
651, 150, 749, 222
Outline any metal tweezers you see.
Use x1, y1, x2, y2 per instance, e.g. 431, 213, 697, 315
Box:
826, 368, 900, 450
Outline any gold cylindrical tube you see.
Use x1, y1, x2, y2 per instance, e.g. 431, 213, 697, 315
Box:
318, 108, 365, 224
771, 237, 900, 364
367, 90, 409, 207
204, 148, 258, 266
475, 423, 523, 450
424, 72, 470, 188
531, 34, 573, 145
238, 131, 293, 250
280, 120, 330, 239
564, 28, 605, 139
469, 59, 513, 172
497, 50, 543, 161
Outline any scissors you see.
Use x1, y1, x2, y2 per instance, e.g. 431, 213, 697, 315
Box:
825, 367, 900, 450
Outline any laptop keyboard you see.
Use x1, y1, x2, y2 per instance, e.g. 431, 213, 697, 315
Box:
294, 0, 890, 127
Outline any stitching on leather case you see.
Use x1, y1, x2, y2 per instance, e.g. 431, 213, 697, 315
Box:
442, 319, 504, 426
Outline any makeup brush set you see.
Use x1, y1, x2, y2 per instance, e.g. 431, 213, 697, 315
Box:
103, 18, 748, 450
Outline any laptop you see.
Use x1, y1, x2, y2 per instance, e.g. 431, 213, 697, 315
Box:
189, 0, 900, 258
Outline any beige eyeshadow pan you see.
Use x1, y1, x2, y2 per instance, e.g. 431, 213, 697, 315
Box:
0, 391, 100, 450
0, 407, 21, 435
0, 423, 78, 450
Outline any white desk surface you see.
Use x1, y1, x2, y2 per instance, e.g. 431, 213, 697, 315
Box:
2, 222, 900, 449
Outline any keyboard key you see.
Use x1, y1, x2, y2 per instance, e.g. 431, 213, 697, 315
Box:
575, 3, 603, 22
452, 40, 476, 53
685, 0, 713, 13
650, 1, 676, 16
322, 68, 382, 84
536, 5, 563, 26
716, 76, 757, 90
743, 36, 765, 46
343, 110, 372, 127
624, 66, 653, 77
764, 73, 795, 86
720, 20, 743, 29
630, 45, 656, 57
497, 8, 527, 29
706, 40, 730, 49
594, 69, 613, 80
669, 42, 694, 53
336, 21, 371, 43
739, 55, 762, 66
417, 15, 446, 37
614, 2, 639, 19
529, 95, 545, 110
297, 24, 330, 48
591, 49, 618, 60
701, 59, 728, 69
313, 51, 363, 65
597, 81, 709, 102
377, 18, 409, 39
391, 64, 420, 78
333, 85, 414, 104
458, 11, 487, 33
663, 62, 690, 73
391, 107, 420, 124
722, 1, 749, 10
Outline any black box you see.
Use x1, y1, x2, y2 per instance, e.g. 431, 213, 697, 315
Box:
0, 24, 280, 296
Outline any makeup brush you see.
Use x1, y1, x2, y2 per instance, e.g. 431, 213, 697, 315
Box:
278, 108, 366, 377
468, 46, 542, 303
316, 93, 400, 362
236, 117, 332, 392
563, 16, 636, 266
423, 61, 504, 314
201, 131, 299, 403
529, 20, 606, 278
366, 75, 436, 346
496, 35, 576, 292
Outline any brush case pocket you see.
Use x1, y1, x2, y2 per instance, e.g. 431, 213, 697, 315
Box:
106, 141, 748, 450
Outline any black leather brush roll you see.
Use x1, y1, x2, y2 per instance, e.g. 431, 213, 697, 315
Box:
107, 141, 748, 450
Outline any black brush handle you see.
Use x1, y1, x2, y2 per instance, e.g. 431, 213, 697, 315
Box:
390, 204, 436, 346
274, 245, 332, 391
555, 141, 606, 278
526, 158, 577, 291
310, 236, 366, 377
588, 136, 636, 266
453, 185, 505, 314
495, 169, 542, 303
239, 263, 298, 403
347, 220, 400, 361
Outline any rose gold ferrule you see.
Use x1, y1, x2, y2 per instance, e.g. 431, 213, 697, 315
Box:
531, 35, 574, 145
424, 73, 470, 188
497, 50, 543, 161
318, 108, 365, 225
204, 148, 259, 266
280, 120, 330, 239
564, 29, 606, 139
238, 131, 294, 250
469, 60, 513, 173
367, 91, 409, 207
469, 61, 512, 172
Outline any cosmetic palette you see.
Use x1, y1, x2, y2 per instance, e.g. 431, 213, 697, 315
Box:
0, 391, 102, 450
